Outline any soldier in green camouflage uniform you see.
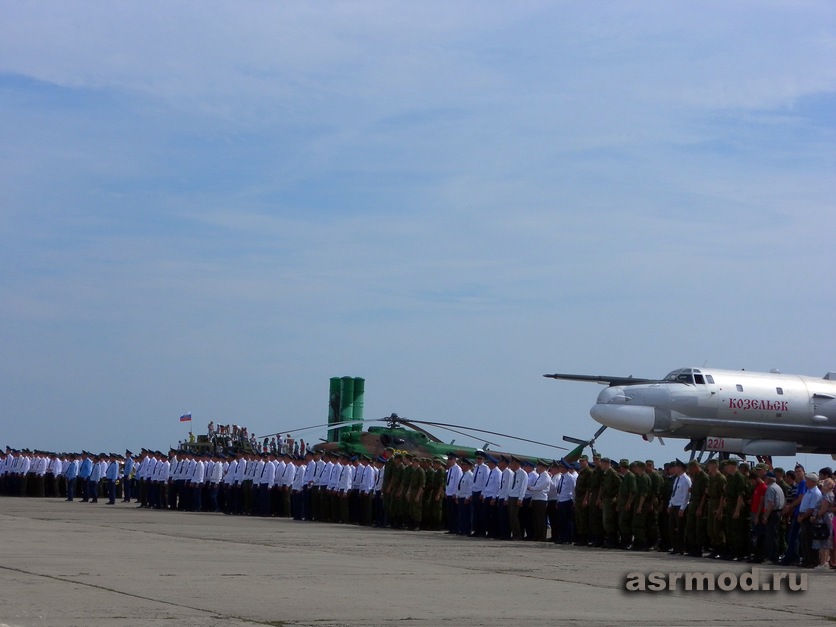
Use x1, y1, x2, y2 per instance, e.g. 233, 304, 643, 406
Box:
381, 452, 396, 518
600, 457, 621, 548
616, 458, 636, 549
721, 459, 747, 560
685, 459, 709, 556
430, 457, 445, 530
737, 462, 753, 557
395, 454, 415, 529
658, 463, 674, 551
630, 461, 651, 550
385, 454, 404, 528
705, 458, 726, 558
406, 456, 425, 531
588, 453, 604, 547
644, 460, 662, 549
573, 455, 592, 546
420, 458, 435, 529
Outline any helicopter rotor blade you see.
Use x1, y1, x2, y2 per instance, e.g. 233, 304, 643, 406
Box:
562, 436, 589, 445
403, 419, 568, 452
401, 420, 499, 448
260, 420, 369, 440
395, 419, 445, 443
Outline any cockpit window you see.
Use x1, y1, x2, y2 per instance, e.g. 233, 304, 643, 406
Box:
694, 374, 705, 384
664, 368, 695, 384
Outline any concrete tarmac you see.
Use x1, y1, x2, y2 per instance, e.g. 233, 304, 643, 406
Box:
1, 498, 834, 627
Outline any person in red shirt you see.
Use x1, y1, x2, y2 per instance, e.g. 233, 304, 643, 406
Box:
747, 474, 768, 563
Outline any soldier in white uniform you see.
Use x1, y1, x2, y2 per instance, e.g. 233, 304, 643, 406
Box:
302, 451, 317, 521
508, 457, 530, 540
470, 452, 489, 537
221, 454, 239, 514
456, 459, 475, 536
482, 455, 501, 538
291, 456, 307, 520
496, 456, 514, 539
444, 454, 463, 535
372, 456, 386, 527
336, 455, 353, 523
208, 452, 225, 513
256, 453, 275, 516
87, 455, 102, 503
527, 460, 552, 541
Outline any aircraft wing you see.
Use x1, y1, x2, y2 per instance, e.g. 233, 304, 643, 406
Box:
543, 373, 658, 386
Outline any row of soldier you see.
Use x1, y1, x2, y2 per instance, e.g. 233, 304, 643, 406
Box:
2, 446, 832, 568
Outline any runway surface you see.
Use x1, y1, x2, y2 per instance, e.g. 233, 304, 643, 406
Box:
0, 498, 833, 626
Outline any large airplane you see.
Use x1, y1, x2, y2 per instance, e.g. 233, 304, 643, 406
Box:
545, 367, 836, 459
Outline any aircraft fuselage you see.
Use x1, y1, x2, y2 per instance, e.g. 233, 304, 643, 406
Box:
585, 367, 836, 456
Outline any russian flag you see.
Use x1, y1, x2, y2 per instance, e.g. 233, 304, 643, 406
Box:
179, 412, 192, 422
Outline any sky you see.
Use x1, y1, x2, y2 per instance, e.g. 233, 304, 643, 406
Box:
1, 2, 835, 470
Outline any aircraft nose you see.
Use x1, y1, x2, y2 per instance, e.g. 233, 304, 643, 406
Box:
590, 388, 655, 435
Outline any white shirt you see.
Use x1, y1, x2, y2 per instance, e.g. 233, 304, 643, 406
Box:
303, 460, 317, 485
445, 464, 463, 497
556, 470, 576, 503
508, 468, 529, 499
281, 462, 297, 487
153, 460, 171, 482
172, 458, 187, 480
259, 460, 275, 486
483, 466, 501, 499
327, 463, 341, 490
528, 471, 551, 501
373, 466, 385, 492
315, 461, 332, 487
351, 464, 364, 489
669, 472, 692, 509
291, 464, 306, 490
547, 472, 559, 501
191, 460, 205, 484
337, 464, 353, 492
223, 460, 238, 484
472, 462, 489, 493
233, 459, 247, 484
360, 464, 375, 493
497, 467, 513, 500
209, 460, 224, 484
456, 469, 474, 499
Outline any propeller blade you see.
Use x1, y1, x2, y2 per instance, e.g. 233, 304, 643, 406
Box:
593, 425, 608, 439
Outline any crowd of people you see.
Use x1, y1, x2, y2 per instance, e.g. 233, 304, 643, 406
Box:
179, 423, 309, 458
1, 446, 834, 570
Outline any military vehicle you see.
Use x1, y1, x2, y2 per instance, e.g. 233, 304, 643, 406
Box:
178, 433, 257, 456
264, 376, 569, 462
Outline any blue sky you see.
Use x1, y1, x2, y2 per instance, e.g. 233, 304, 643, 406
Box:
1, 2, 835, 469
